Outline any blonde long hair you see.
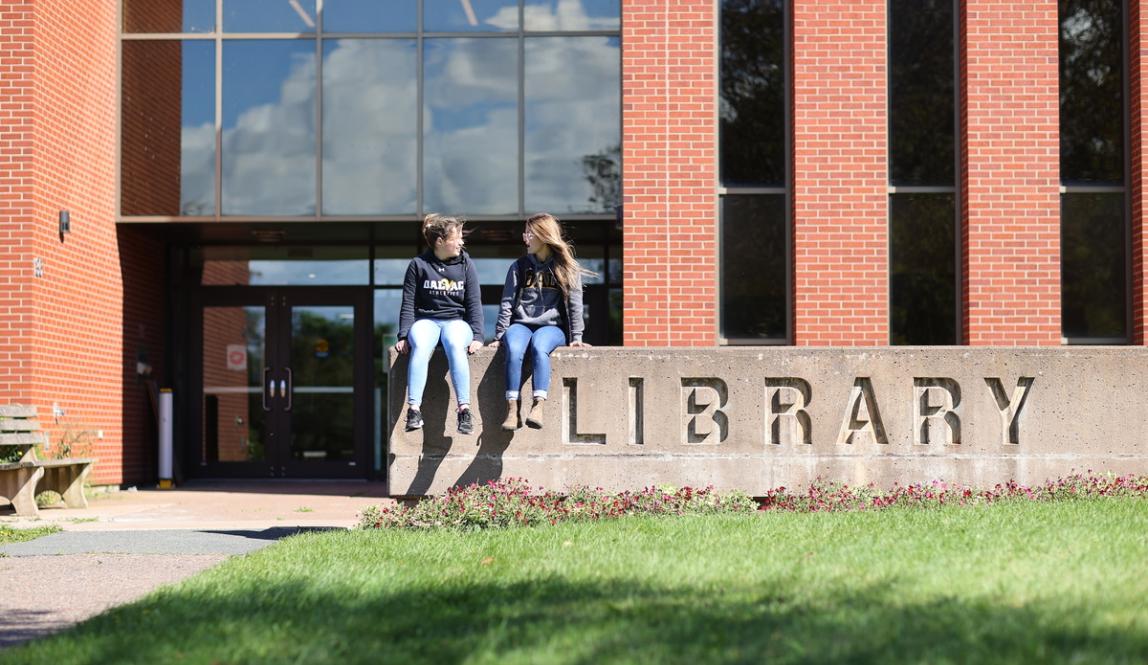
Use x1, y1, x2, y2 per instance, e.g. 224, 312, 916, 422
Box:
526, 213, 597, 295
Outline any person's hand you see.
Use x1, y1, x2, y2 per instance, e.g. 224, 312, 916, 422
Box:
570, 340, 590, 348
487, 340, 500, 349
394, 339, 409, 354
467, 341, 483, 355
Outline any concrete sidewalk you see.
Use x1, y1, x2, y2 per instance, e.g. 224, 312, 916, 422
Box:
0, 481, 394, 650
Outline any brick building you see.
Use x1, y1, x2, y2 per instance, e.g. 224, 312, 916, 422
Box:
0, 0, 1141, 486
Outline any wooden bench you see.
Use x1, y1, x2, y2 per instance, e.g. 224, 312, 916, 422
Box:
0, 405, 93, 517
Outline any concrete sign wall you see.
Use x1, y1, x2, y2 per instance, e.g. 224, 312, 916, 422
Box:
387, 348, 1148, 496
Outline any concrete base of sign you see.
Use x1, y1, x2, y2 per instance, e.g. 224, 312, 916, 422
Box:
386, 347, 1148, 496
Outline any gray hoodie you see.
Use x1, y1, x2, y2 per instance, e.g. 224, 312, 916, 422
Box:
494, 253, 584, 343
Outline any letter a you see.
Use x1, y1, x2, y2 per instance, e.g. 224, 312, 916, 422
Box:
836, 378, 888, 445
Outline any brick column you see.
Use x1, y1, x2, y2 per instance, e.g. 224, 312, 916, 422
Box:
962, 0, 1061, 346
622, 0, 717, 346
1133, 0, 1148, 345
28, 0, 125, 484
792, 0, 889, 346
0, 2, 37, 404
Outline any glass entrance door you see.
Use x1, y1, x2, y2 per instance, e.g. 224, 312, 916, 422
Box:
192, 288, 370, 478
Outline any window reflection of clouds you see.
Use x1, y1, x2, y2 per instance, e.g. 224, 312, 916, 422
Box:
423, 38, 518, 214
423, 0, 518, 32
525, 37, 620, 213
524, 0, 620, 30
221, 41, 316, 215
322, 0, 417, 32
323, 40, 418, 214
224, 0, 317, 32
164, 2, 620, 218
180, 42, 215, 215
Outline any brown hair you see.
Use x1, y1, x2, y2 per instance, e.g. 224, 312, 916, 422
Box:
525, 213, 597, 295
422, 213, 465, 247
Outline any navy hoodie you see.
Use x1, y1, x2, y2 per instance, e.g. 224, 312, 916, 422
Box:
397, 250, 483, 342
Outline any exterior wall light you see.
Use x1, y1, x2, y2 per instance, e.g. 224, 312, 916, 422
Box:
58, 210, 70, 241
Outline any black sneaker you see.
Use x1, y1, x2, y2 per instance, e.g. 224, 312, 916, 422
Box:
457, 408, 474, 435
404, 408, 423, 431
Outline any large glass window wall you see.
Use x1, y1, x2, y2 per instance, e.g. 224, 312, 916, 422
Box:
120, 0, 621, 221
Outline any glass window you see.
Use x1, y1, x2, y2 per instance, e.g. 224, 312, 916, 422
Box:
719, 0, 785, 187
424, 0, 518, 32
721, 195, 786, 340
889, 0, 955, 186
224, 0, 317, 32
888, 0, 956, 345
524, 37, 620, 213
1062, 193, 1126, 339
890, 194, 956, 345
222, 40, 317, 215
1060, 0, 1124, 184
719, 0, 788, 342
323, 0, 418, 33
123, 0, 215, 33
524, 0, 620, 31
195, 246, 370, 285
323, 40, 418, 215
121, 41, 215, 216
422, 38, 518, 214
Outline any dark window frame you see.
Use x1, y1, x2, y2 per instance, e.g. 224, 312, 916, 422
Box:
1059, 0, 1131, 344
718, 0, 792, 345
886, 0, 961, 346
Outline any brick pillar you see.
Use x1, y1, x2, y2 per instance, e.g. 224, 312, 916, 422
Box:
962, 0, 1061, 346
1133, 0, 1148, 345
28, 0, 124, 484
792, 0, 889, 346
0, 2, 36, 404
622, 0, 717, 346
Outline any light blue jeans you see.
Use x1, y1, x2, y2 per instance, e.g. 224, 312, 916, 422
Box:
503, 323, 567, 400
406, 318, 473, 408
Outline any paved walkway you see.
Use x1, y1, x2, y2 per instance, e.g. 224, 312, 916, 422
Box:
0, 481, 392, 649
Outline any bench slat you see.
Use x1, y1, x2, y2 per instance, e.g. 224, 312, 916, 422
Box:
0, 405, 36, 418
0, 432, 46, 446
37, 458, 95, 467
0, 419, 41, 433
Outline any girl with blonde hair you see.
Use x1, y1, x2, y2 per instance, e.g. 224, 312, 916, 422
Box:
489, 213, 595, 430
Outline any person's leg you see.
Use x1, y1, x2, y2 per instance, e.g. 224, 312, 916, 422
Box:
439, 319, 474, 407
502, 324, 533, 400
527, 326, 567, 399
524, 326, 566, 429
405, 319, 441, 408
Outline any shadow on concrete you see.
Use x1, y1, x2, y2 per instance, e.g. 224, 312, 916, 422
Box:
203, 526, 346, 542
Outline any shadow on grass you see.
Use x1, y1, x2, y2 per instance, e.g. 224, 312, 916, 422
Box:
5, 573, 1146, 664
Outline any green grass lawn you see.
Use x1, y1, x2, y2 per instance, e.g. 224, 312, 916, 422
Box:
0, 525, 58, 546
4, 499, 1147, 664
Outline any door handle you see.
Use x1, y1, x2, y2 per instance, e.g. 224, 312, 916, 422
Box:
263, 368, 272, 410
284, 368, 293, 412
278, 379, 287, 401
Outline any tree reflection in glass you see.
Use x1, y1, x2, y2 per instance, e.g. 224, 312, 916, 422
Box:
525, 37, 620, 213
1060, 0, 1124, 184
720, 0, 784, 187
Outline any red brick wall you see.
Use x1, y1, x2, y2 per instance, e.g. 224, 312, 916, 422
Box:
1134, 0, 1148, 345
622, 0, 717, 346
961, 0, 1061, 346
21, 0, 128, 485
791, 0, 889, 345
0, 2, 37, 405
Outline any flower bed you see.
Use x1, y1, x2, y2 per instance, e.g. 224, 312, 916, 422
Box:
358, 472, 1148, 531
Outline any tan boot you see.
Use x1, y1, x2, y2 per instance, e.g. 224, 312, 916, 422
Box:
526, 398, 545, 429
501, 399, 519, 431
